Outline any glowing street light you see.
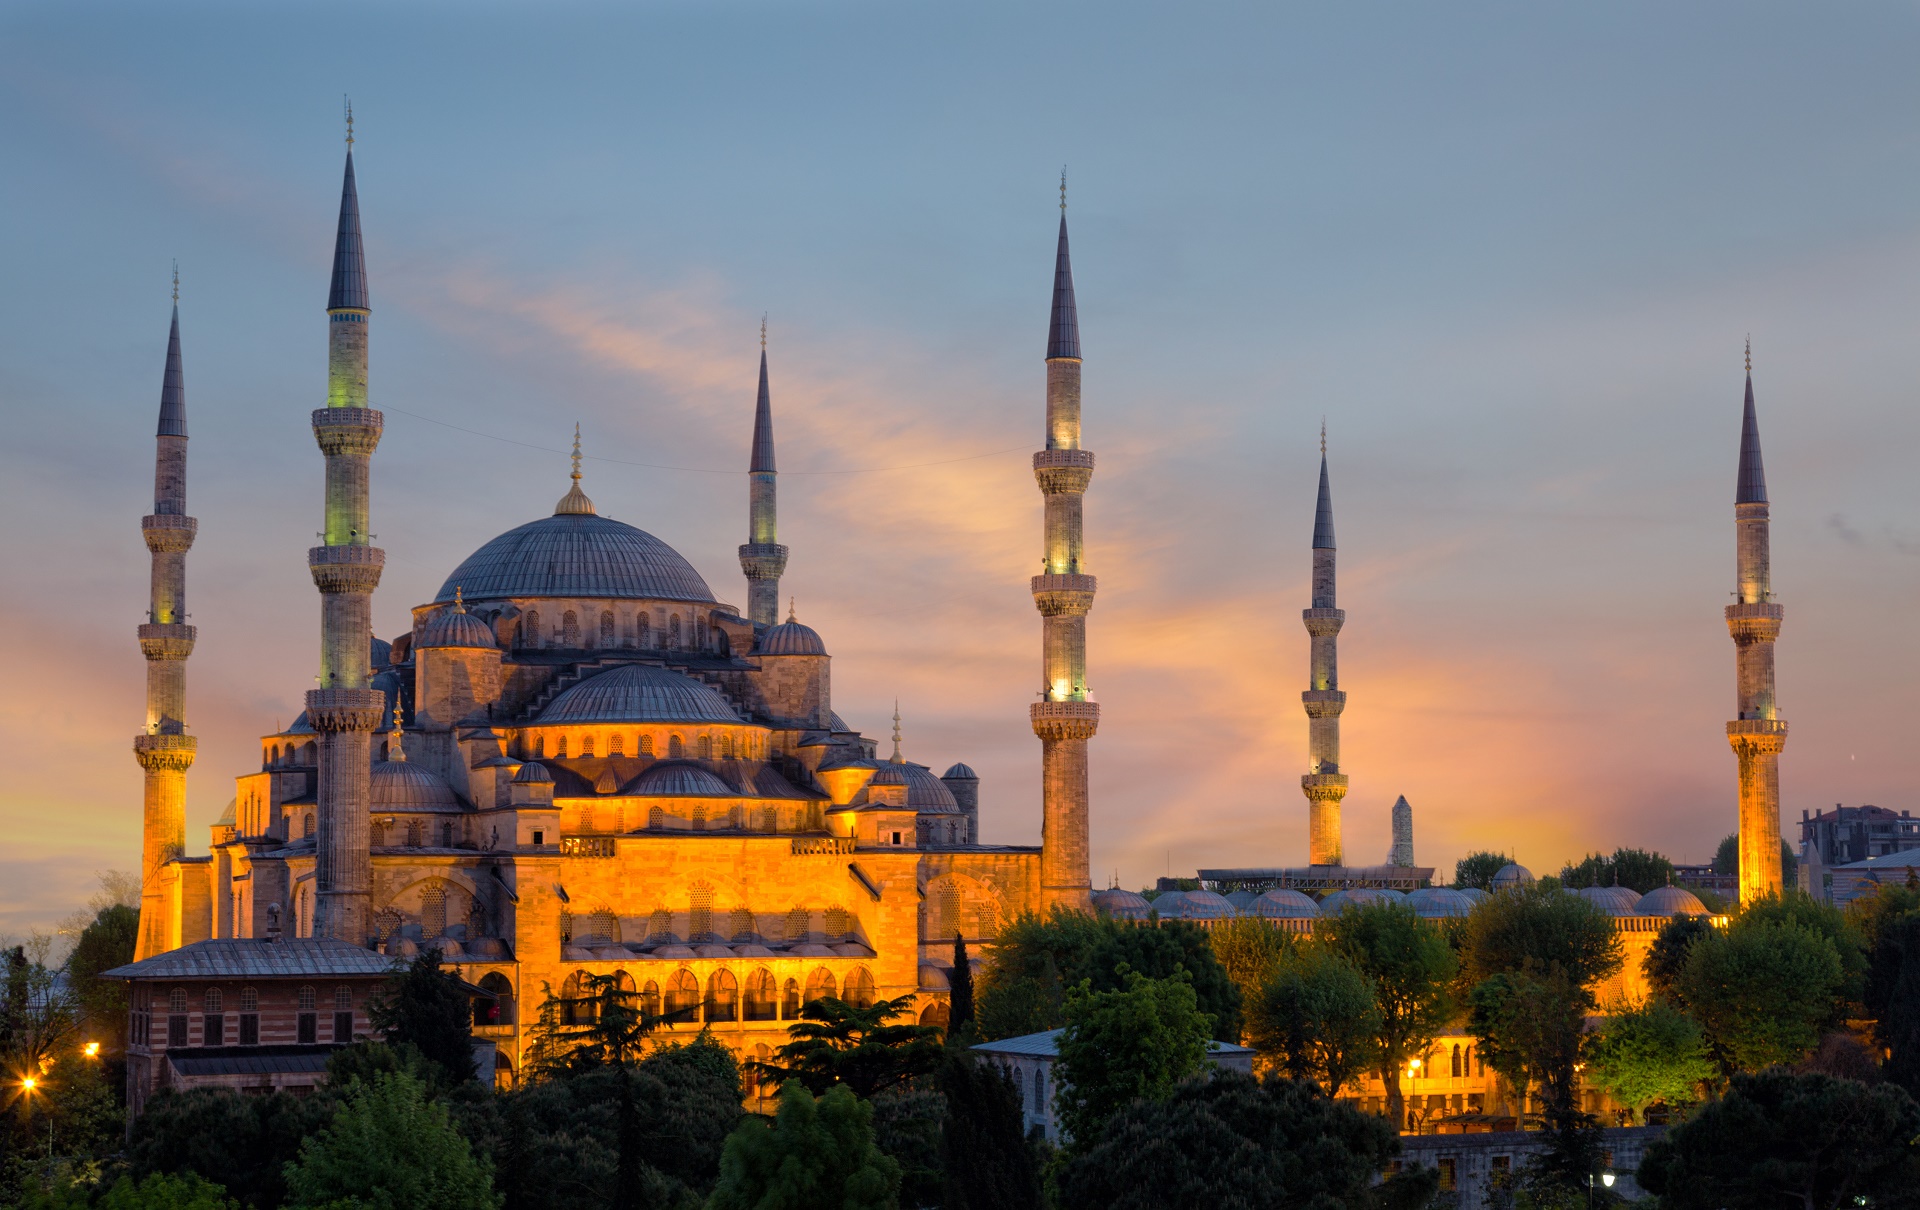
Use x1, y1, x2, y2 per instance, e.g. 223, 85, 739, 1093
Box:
83, 1042, 100, 1059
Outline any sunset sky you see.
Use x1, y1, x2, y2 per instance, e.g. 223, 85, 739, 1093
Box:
3, 2, 1918, 936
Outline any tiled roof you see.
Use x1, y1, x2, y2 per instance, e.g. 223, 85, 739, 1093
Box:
436, 512, 716, 605
328, 151, 368, 312
102, 939, 397, 981
166, 1045, 338, 1077
1047, 214, 1080, 360
974, 1028, 1254, 1059
539, 664, 741, 725
158, 305, 187, 437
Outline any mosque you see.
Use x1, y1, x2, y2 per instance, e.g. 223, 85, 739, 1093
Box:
125, 132, 1101, 1083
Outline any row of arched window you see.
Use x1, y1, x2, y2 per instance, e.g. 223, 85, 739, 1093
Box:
558, 966, 876, 1025
923, 882, 999, 942
263, 741, 317, 769
565, 903, 855, 947
574, 803, 797, 835
519, 608, 719, 654
526, 731, 765, 762
371, 819, 458, 849
1449, 1042, 1482, 1078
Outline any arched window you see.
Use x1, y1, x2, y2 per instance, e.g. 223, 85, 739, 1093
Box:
689, 883, 714, 942
639, 733, 654, 757
698, 735, 713, 760
1451, 1044, 1462, 1078
639, 980, 661, 1017
581, 910, 617, 946
937, 883, 961, 941
561, 972, 596, 1025
533, 736, 545, 758
524, 610, 541, 649
168, 987, 188, 1014
649, 908, 673, 943
239, 987, 258, 1012
669, 614, 681, 646
691, 806, 706, 832
727, 803, 743, 830
304, 812, 315, 838
477, 972, 513, 1025
729, 908, 755, 942
204, 988, 223, 1013
706, 970, 739, 1022
781, 978, 801, 1020
302, 742, 316, 763
786, 907, 810, 944
844, 967, 876, 1009
1033, 1067, 1047, 1114
441, 822, 454, 848
421, 884, 447, 937
668, 735, 684, 758
665, 969, 700, 1022
582, 735, 595, 758
648, 806, 664, 830
406, 821, 425, 848
556, 736, 569, 759
562, 610, 580, 647
638, 611, 651, 646
744, 970, 778, 1021
599, 611, 615, 647
804, 967, 836, 1006
826, 907, 850, 943
762, 806, 778, 834
371, 821, 387, 847
271, 744, 281, 765
298, 986, 317, 1012
920, 1002, 949, 1031
610, 734, 624, 757
720, 736, 734, 760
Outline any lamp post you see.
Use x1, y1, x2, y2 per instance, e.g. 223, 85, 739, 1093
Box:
1588, 1170, 1615, 1210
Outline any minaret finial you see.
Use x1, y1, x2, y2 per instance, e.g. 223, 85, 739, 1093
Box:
1320, 418, 1326, 458
171, 262, 179, 305
344, 95, 354, 148
1060, 168, 1067, 213
554, 423, 597, 514
761, 313, 767, 351
571, 422, 582, 482
1745, 336, 1751, 375
891, 700, 903, 763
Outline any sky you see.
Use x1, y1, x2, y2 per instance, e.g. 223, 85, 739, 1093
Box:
2, 1, 1918, 937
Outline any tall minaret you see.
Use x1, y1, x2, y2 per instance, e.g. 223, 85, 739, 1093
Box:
1727, 342, 1787, 905
307, 111, 387, 945
739, 318, 787, 627
1301, 426, 1348, 866
1031, 177, 1098, 914
133, 270, 198, 960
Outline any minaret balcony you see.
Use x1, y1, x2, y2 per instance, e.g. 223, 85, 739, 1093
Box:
1031, 700, 1100, 741
141, 514, 198, 553
133, 732, 197, 772
1725, 602, 1783, 644
1301, 689, 1346, 718
1302, 607, 1345, 637
1031, 574, 1097, 617
309, 545, 386, 595
738, 543, 789, 579
1300, 771, 1349, 800
1033, 449, 1095, 495
305, 688, 388, 733
311, 407, 384, 456
1726, 717, 1788, 755
138, 623, 197, 661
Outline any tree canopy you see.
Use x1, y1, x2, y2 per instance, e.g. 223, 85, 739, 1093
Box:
753, 993, 944, 1100
1677, 917, 1846, 1074
1642, 914, 1713, 1005
368, 950, 478, 1084
1317, 901, 1456, 1130
283, 1070, 498, 1210
1456, 883, 1622, 990
1054, 968, 1214, 1149
1582, 998, 1714, 1120
936, 1049, 1042, 1210
1453, 852, 1512, 892
1244, 945, 1379, 1098
708, 1083, 901, 1210
1558, 848, 1676, 895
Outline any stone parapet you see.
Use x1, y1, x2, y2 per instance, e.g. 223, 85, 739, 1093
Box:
1725, 601, 1784, 644
1300, 771, 1350, 800
305, 688, 387, 733
1302, 606, 1345, 637
1033, 449, 1095, 496
308, 545, 386, 595
738, 543, 789, 580
1726, 718, 1788, 755
137, 623, 198, 661
133, 733, 198, 771
310, 407, 384, 456
1301, 689, 1347, 718
1030, 700, 1100, 741
1030, 573, 1097, 617
141, 514, 198, 553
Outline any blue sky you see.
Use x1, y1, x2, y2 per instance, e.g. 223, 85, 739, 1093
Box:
4, 1, 1919, 934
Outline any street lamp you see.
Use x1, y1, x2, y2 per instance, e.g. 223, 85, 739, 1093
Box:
83, 1042, 99, 1059
1588, 1171, 1615, 1210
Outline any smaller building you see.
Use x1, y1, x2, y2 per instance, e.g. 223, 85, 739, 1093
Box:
1395, 1126, 1662, 1204
1801, 848, 1920, 910
1798, 804, 1920, 868
104, 937, 400, 1117
971, 1028, 1255, 1143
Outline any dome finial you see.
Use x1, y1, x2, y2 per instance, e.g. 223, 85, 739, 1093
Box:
891, 699, 903, 763
554, 422, 598, 515
453, 585, 465, 613
571, 422, 583, 483
387, 720, 405, 763
787, 596, 797, 623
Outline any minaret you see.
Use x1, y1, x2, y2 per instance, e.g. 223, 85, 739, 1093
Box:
1301, 426, 1348, 866
1030, 176, 1098, 914
1387, 796, 1414, 867
739, 318, 787, 627
307, 111, 387, 945
1727, 342, 1787, 905
133, 270, 198, 960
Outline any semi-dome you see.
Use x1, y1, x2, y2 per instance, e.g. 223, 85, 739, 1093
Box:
1492, 863, 1536, 891
942, 763, 978, 781
539, 664, 741, 725
435, 512, 716, 605
418, 601, 497, 650
1091, 888, 1152, 920
512, 762, 552, 784
1252, 889, 1321, 919
757, 618, 827, 656
1637, 885, 1709, 918
370, 759, 460, 812
1407, 887, 1476, 919
627, 761, 735, 797
1576, 885, 1644, 916
868, 765, 910, 786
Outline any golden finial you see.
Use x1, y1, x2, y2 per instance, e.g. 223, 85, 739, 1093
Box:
1060, 168, 1067, 213
1320, 418, 1326, 458
554, 423, 596, 515
344, 96, 354, 148
387, 719, 405, 762
891, 700, 903, 763
787, 597, 797, 623
571, 422, 583, 482
1745, 336, 1751, 375
761, 314, 768, 351
453, 585, 465, 613
171, 261, 179, 305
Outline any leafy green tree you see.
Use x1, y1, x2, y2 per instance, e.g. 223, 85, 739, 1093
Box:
1677, 920, 1844, 1074
1244, 946, 1379, 1096
1713, 834, 1798, 892
1736, 892, 1867, 1006
1558, 848, 1675, 895
1865, 907, 1920, 1098
1096, 921, 1242, 1043
1637, 1070, 1920, 1210
1457, 883, 1622, 991
1455, 852, 1512, 892
1055, 1070, 1423, 1210
935, 1049, 1041, 1210
27, 1172, 242, 1210
129, 1087, 336, 1209
708, 1082, 901, 1210
1642, 915, 1713, 1004
1583, 998, 1713, 1122
1054, 969, 1213, 1149
1318, 901, 1456, 1130
284, 1070, 498, 1210
367, 950, 477, 1084
870, 1086, 944, 1209
64, 903, 139, 1051
755, 994, 943, 1100
1208, 915, 1291, 1007
948, 933, 974, 1042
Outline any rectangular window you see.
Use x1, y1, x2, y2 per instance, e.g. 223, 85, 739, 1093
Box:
203, 1014, 224, 1046
167, 1015, 188, 1047
531, 830, 544, 846
239, 1014, 260, 1046
297, 1012, 317, 1044
334, 1011, 354, 1043
1438, 1159, 1457, 1191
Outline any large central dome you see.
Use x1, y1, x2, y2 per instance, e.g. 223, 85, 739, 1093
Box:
435, 512, 716, 605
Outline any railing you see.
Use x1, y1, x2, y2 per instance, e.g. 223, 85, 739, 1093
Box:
561, 837, 617, 857
792, 837, 856, 856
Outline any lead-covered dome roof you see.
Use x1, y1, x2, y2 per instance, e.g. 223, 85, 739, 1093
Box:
435, 513, 715, 605
419, 605, 497, 650
1637, 885, 1709, 918
539, 664, 742, 725
1576, 885, 1644, 917
370, 759, 461, 812
757, 619, 827, 656
627, 761, 735, 797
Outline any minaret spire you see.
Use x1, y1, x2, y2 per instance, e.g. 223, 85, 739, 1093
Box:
308, 129, 387, 945
133, 274, 200, 959
1031, 185, 1099, 913
1301, 428, 1348, 865
1727, 343, 1787, 904
739, 318, 788, 627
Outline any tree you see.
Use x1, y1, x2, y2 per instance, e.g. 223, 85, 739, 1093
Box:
41, 1172, 242, 1210
1318, 901, 1456, 1131
64, 903, 139, 1051
1864, 907, 1920, 1098
1713, 833, 1798, 892
1559, 848, 1675, 895
1094, 920, 1243, 1043
1582, 998, 1713, 1122
1055, 1070, 1423, 1210
1736, 892, 1867, 1006
1638, 1071, 1920, 1210
1676, 920, 1845, 1074
1457, 883, 1622, 991
1209, 914, 1291, 1006
1642, 915, 1713, 1004
367, 950, 476, 1085
1455, 852, 1512, 892
755, 994, 944, 1100
936, 1049, 1042, 1210
1244, 946, 1379, 1097
708, 1082, 901, 1210
129, 1087, 336, 1209
283, 1071, 498, 1210
1053, 968, 1214, 1149
948, 933, 975, 1042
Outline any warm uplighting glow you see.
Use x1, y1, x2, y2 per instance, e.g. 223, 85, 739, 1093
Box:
83, 1042, 100, 1059
19, 1076, 35, 1093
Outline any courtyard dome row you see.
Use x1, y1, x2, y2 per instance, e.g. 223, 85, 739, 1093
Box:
1093, 880, 1713, 925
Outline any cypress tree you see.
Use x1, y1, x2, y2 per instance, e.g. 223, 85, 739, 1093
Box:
949, 933, 974, 1041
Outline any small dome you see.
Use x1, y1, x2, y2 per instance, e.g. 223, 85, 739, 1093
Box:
628, 761, 735, 797
1492, 863, 1536, 891
869, 765, 910, 786
919, 964, 950, 990
540, 664, 742, 725
1154, 890, 1234, 920
513, 762, 553, 784
1576, 885, 1644, 917
1456, 886, 1491, 905
942, 763, 979, 781
1224, 890, 1262, 912
370, 759, 460, 811
1637, 885, 1709, 918
1091, 888, 1152, 921
418, 600, 497, 650
1252, 889, 1321, 919
903, 764, 960, 813
1407, 887, 1476, 919
757, 619, 827, 657
1319, 887, 1407, 915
